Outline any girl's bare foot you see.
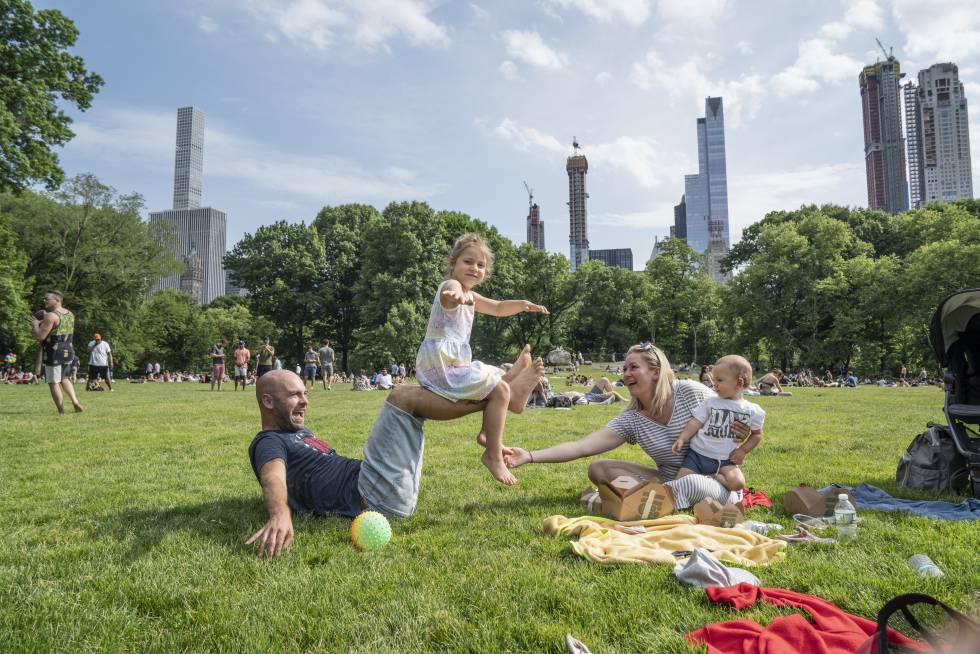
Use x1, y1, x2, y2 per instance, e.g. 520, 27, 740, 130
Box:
476, 431, 487, 446
482, 450, 518, 485
501, 345, 531, 383
507, 356, 544, 413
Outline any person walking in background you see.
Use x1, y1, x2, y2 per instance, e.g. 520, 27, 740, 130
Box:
234, 340, 251, 391
210, 339, 227, 391
303, 345, 320, 390
256, 337, 275, 378
318, 340, 335, 390
28, 290, 83, 414
86, 332, 113, 391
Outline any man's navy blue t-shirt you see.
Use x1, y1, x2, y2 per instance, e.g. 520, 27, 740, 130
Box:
248, 428, 362, 518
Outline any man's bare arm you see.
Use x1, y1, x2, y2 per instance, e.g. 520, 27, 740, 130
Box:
28, 312, 58, 341
245, 459, 294, 557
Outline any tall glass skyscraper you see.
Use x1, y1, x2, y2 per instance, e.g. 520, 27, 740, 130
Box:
904, 63, 973, 207
173, 106, 204, 210
680, 97, 730, 255
151, 106, 227, 305
860, 57, 909, 213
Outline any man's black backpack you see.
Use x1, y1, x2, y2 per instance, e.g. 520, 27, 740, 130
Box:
896, 423, 969, 493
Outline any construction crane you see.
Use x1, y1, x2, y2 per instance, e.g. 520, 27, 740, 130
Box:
523, 181, 534, 209
572, 136, 581, 152
876, 37, 895, 62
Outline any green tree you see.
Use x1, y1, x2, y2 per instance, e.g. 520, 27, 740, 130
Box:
645, 237, 722, 364
0, 1, 104, 191
569, 261, 650, 359
135, 289, 209, 371
313, 204, 379, 370
2, 175, 178, 346
352, 202, 447, 368
223, 220, 328, 365
0, 211, 30, 353
506, 245, 576, 355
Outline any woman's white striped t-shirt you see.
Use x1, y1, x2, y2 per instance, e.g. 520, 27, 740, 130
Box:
605, 380, 714, 482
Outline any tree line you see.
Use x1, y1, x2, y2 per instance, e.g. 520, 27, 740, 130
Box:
2, 175, 978, 376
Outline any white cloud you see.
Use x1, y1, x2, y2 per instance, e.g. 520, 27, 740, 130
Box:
819, 0, 883, 40
489, 118, 683, 189
630, 50, 765, 128
69, 106, 447, 205
728, 163, 865, 233
470, 3, 490, 21
499, 60, 519, 80
544, 0, 651, 25
656, 0, 727, 24
197, 15, 219, 33
735, 40, 753, 55
892, 0, 980, 61
591, 204, 676, 229
772, 38, 863, 97
595, 71, 612, 86
773, 1, 880, 98
243, 0, 449, 53
502, 30, 568, 70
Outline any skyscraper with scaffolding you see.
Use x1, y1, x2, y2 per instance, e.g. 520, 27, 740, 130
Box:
566, 147, 589, 270
859, 53, 909, 213
526, 201, 544, 249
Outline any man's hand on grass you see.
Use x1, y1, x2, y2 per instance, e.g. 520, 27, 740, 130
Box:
245, 513, 294, 558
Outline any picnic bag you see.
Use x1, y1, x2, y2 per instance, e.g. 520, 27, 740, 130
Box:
896, 423, 969, 494
865, 592, 980, 653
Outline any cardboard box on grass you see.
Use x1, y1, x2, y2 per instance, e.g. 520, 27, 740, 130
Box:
693, 498, 744, 527
784, 484, 857, 518
593, 474, 673, 521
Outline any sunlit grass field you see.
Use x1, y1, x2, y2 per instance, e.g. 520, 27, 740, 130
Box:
1, 371, 976, 653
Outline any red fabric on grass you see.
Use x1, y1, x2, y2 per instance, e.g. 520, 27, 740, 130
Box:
740, 488, 774, 508
687, 584, 925, 654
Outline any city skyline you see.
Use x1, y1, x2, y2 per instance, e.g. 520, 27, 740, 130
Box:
41, 1, 980, 270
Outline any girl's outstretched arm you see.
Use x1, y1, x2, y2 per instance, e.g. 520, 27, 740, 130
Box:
472, 292, 549, 317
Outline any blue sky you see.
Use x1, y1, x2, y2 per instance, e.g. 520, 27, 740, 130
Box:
42, 0, 980, 268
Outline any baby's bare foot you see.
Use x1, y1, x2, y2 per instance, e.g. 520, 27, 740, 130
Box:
482, 450, 518, 485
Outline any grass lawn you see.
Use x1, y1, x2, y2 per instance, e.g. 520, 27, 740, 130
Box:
1, 371, 977, 653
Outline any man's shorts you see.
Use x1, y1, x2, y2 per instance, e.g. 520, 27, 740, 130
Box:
256, 364, 272, 378
304, 364, 317, 380
234, 366, 248, 378
358, 400, 425, 518
321, 363, 334, 377
212, 364, 225, 379
45, 364, 65, 383
88, 365, 110, 380
681, 448, 736, 476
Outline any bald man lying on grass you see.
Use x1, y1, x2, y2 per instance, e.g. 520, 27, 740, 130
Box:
247, 352, 543, 557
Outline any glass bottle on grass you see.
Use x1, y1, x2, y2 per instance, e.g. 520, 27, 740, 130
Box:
833, 494, 857, 540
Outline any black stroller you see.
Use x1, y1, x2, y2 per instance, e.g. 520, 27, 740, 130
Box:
929, 288, 980, 498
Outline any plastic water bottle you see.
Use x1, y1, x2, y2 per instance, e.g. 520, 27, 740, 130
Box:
833, 494, 857, 540
908, 554, 944, 578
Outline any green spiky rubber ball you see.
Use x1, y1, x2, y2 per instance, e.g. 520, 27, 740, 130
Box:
350, 511, 392, 551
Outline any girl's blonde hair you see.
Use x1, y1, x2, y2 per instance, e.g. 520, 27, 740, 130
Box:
447, 233, 494, 280
624, 343, 676, 417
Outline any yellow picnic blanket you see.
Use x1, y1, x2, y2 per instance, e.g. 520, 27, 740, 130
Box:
543, 514, 786, 566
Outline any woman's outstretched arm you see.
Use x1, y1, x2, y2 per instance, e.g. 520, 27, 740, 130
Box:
505, 426, 625, 468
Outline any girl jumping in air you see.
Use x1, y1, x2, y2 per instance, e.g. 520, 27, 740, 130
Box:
416, 233, 549, 485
